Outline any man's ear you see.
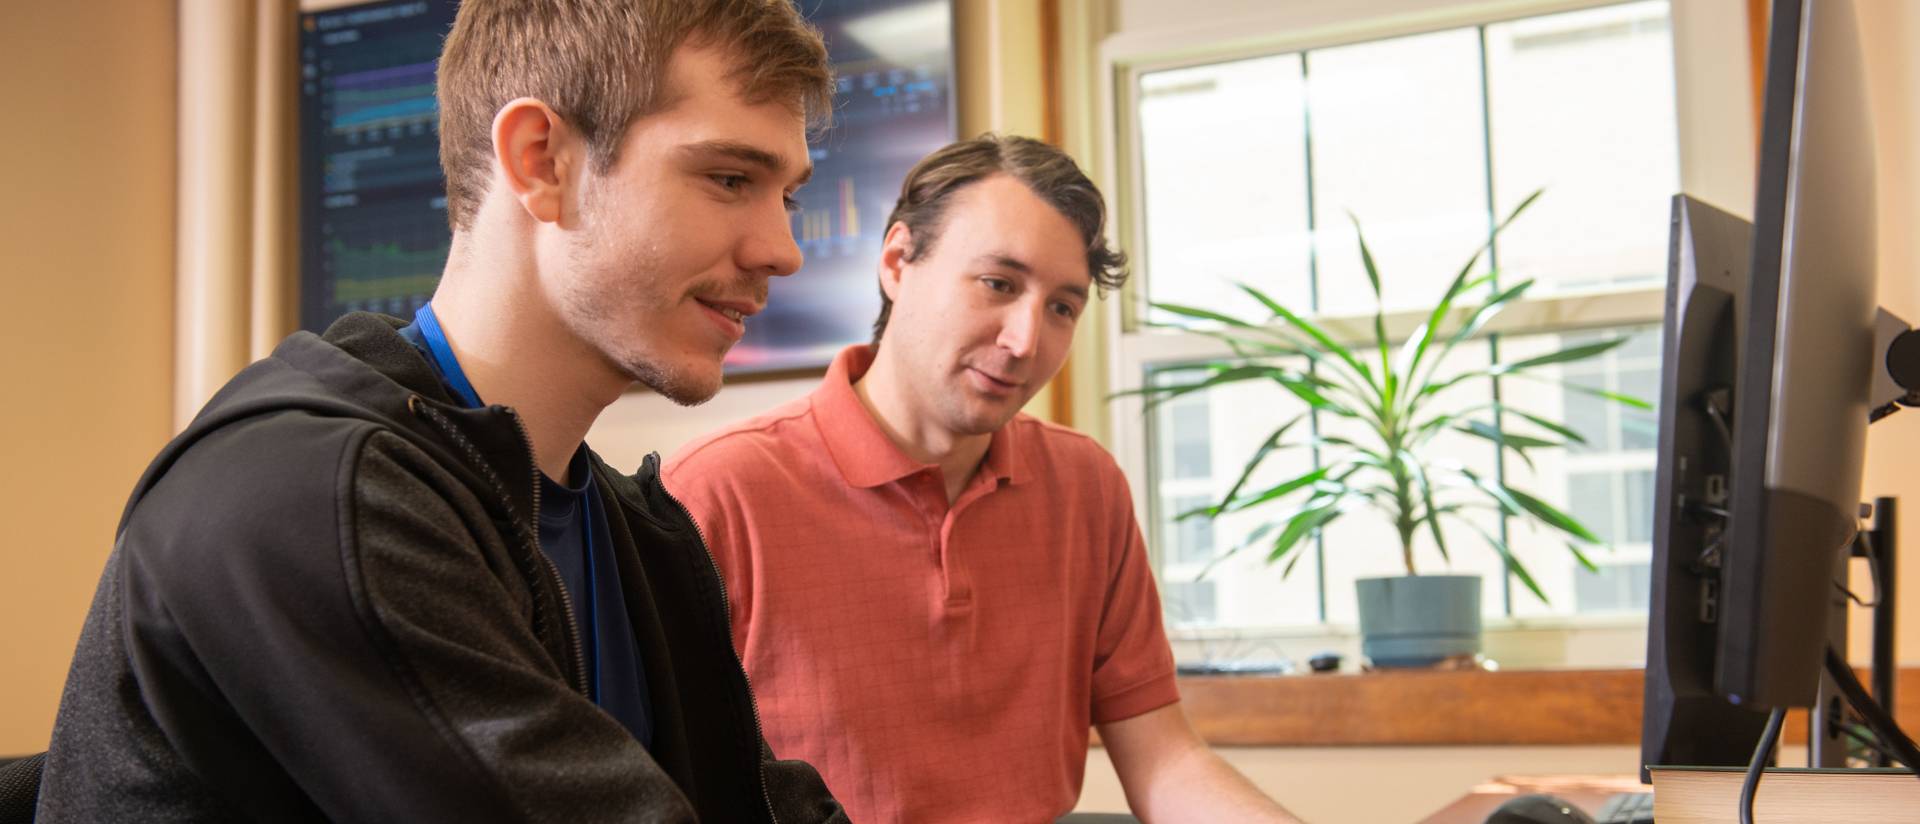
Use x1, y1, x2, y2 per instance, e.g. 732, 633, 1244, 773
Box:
490, 97, 575, 225
877, 221, 914, 302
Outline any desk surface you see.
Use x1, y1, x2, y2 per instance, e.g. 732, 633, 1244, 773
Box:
1418, 774, 1647, 823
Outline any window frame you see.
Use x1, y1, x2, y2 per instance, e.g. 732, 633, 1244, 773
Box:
1094, 0, 1757, 667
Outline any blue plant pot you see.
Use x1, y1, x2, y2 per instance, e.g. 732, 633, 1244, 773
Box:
1355, 574, 1483, 668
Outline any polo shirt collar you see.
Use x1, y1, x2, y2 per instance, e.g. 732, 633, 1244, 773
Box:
813, 345, 1030, 490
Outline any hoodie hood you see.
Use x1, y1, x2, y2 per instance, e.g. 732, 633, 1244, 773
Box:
121, 312, 543, 534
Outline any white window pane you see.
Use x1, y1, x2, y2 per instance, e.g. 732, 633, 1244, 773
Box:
1317, 340, 1508, 624
1574, 560, 1652, 613
1623, 467, 1656, 544
1307, 28, 1491, 317
1560, 373, 1613, 455
1498, 324, 1661, 618
1168, 494, 1218, 566
1161, 580, 1219, 626
1138, 56, 1312, 323
1148, 361, 1322, 628
1485, 1, 1678, 294
1618, 367, 1661, 451
1566, 472, 1617, 543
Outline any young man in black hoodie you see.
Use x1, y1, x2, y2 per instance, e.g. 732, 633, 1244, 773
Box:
37, 2, 845, 821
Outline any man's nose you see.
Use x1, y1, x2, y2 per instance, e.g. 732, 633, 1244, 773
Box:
742, 200, 804, 278
997, 300, 1043, 359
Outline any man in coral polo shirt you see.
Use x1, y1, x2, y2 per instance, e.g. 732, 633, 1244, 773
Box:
665, 135, 1300, 823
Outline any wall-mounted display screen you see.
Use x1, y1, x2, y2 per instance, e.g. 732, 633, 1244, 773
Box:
727, 0, 956, 374
298, 0, 459, 333
299, 0, 956, 378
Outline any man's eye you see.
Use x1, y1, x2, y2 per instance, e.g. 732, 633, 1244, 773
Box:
1051, 302, 1079, 319
783, 194, 801, 213
982, 278, 1013, 293
710, 174, 748, 191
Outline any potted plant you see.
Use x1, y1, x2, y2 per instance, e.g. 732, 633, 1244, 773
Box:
1127, 193, 1647, 668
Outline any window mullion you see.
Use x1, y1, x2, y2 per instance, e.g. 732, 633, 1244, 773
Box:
1476, 23, 1517, 618
1299, 50, 1330, 623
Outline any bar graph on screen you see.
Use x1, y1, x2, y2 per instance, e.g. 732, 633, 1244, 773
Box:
299, 0, 457, 331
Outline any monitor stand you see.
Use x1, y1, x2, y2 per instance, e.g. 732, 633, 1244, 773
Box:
1810, 497, 1897, 767
1809, 309, 1916, 766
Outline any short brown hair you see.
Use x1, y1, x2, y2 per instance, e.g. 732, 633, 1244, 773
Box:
437, 0, 834, 232
873, 134, 1128, 345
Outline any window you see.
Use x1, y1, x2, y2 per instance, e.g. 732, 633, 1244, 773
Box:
1112, 1, 1680, 653
1499, 324, 1661, 618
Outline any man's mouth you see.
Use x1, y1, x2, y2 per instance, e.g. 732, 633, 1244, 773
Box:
968, 366, 1023, 393
695, 297, 761, 341
696, 298, 758, 321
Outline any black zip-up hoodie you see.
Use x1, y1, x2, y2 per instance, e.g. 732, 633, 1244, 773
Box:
37, 313, 847, 823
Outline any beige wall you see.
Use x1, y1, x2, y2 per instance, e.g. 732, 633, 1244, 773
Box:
0, 1, 177, 754
1851, 0, 1920, 668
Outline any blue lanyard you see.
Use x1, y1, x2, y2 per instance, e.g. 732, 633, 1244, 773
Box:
413, 303, 484, 409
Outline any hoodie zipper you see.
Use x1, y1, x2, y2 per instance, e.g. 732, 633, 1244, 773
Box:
661, 483, 780, 824
412, 396, 766, 818
408, 394, 589, 697
502, 408, 591, 698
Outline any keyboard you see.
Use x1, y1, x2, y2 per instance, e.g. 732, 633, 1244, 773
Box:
1595, 791, 1654, 824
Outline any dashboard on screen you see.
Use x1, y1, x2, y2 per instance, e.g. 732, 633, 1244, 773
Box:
298, 0, 956, 379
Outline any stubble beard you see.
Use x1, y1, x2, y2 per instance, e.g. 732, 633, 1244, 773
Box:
929, 364, 1024, 438
631, 357, 721, 407
560, 202, 724, 408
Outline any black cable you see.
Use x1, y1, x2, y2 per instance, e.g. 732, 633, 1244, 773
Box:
1839, 723, 1903, 765
1824, 647, 1920, 774
1694, 535, 1726, 569
1703, 389, 1734, 447
1833, 579, 1876, 608
1740, 707, 1786, 824
1860, 531, 1886, 610
1691, 502, 1732, 520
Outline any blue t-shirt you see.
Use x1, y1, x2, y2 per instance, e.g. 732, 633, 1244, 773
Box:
399, 306, 653, 748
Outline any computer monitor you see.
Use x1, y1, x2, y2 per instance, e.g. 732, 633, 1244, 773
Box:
1641, 0, 1878, 775
296, 0, 958, 375
297, 0, 461, 331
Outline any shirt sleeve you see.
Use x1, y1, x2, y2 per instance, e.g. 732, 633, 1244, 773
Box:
1087, 454, 1182, 725
661, 444, 755, 655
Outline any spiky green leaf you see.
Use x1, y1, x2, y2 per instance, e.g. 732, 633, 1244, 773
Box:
1265, 303, 1379, 395
1401, 450, 1450, 569
1202, 414, 1309, 514
1506, 486, 1604, 545
1220, 465, 1334, 515
1347, 214, 1397, 405
1491, 337, 1631, 375
1505, 409, 1589, 445
1234, 281, 1288, 319
1455, 515, 1549, 604
1565, 541, 1601, 574
1456, 419, 1565, 450
1151, 301, 1258, 328
1269, 503, 1345, 565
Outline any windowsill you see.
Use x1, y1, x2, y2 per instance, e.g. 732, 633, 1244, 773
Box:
1168, 615, 1652, 672
1163, 666, 1920, 748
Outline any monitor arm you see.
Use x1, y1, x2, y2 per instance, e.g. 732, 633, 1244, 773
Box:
1871, 308, 1920, 423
